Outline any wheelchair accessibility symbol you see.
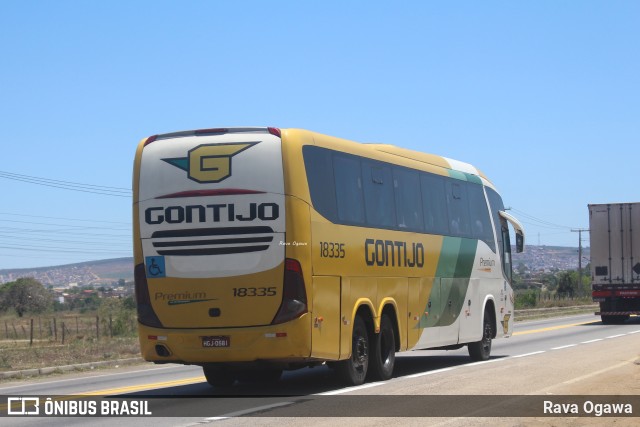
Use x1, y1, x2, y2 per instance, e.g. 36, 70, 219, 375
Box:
146, 256, 166, 278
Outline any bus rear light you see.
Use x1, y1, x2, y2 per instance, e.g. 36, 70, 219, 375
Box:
134, 263, 164, 328
264, 332, 288, 338
271, 258, 308, 325
268, 127, 281, 138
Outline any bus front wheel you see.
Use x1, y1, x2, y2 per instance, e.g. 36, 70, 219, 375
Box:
337, 315, 369, 385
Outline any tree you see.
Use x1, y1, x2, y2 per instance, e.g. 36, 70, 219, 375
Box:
0, 277, 52, 317
557, 271, 578, 297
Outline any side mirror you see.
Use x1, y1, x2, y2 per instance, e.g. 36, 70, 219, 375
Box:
499, 210, 525, 254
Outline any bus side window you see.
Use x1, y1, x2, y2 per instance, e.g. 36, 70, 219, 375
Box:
421, 173, 449, 235
446, 181, 470, 237
486, 187, 506, 259
303, 146, 338, 222
393, 167, 424, 231
362, 161, 395, 227
467, 184, 496, 251
334, 155, 365, 224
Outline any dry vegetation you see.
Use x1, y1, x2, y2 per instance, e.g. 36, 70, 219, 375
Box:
0, 312, 140, 372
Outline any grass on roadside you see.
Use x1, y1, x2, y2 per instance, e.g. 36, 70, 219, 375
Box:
0, 336, 141, 372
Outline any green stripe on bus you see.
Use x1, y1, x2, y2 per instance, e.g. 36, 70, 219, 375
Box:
447, 169, 482, 185
418, 237, 478, 328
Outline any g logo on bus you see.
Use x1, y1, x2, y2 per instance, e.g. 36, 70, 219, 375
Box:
162, 142, 258, 183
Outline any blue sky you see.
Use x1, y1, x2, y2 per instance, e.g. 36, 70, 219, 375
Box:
1, 1, 638, 269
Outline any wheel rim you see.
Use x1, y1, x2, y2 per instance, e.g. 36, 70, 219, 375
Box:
352, 333, 368, 373
482, 320, 492, 353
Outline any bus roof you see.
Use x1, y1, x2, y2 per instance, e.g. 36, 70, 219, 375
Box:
369, 144, 490, 183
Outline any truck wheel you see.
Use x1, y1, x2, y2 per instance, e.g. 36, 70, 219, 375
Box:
203, 365, 236, 387
468, 309, 493, 361
337, 315, 369, 385
601, 315, 629, 324
368, 314, 396, 381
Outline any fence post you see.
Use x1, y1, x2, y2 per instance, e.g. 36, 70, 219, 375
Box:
4, 321, 8, 339
30, 319, 34, 346
96, 316, 100, 340
109, 314, 113, 338
53, 318, 58, 342
62, 321, 66, 345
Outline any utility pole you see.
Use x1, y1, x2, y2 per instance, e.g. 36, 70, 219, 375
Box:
571, 228, 589, 297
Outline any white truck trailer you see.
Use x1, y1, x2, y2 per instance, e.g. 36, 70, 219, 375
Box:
589, 203, 640, 324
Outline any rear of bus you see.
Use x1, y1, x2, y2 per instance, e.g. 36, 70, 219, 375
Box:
132, 127, 310, 375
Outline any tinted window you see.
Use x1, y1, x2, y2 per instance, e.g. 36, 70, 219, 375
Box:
303, 146, 337, 221
334, 154, 365, 224
467, 184, 495, 251
362, 161, 396, 227
486, 188, 505, 248
486, 188, 505, 258
421, 173, 449, 235
446, 181, 470, 236
304, 145, 500, 245
393, 167, 423, 231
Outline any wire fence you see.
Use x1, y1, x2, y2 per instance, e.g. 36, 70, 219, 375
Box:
0, 313, 137, 346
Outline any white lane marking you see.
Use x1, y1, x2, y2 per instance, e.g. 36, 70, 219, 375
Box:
551, 344, 577, 350
464, 358, 502, 368
581, 338, 603, 344
404, 366, 457, 379
606, 334, 626, 339
512, 351, 545, 358
560, 358, 635, 386
199, 401, 296, 422
317, 381, 385, 396
629, 330, 640, 334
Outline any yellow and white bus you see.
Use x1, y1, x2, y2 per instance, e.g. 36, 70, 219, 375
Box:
133, 127, 524, 387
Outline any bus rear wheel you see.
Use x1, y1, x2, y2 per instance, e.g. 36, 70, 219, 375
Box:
468, 309, 493, 361
337, 315, 369, 385
368, 314, 395, 381
203, 365, 236, 387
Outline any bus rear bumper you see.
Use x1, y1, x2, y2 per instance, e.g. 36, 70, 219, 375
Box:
137, 314, 312, 365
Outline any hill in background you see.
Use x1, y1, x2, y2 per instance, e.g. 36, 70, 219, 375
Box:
512, 245, 589, 274
0, 257, 133, 287
0, 245, 588, 287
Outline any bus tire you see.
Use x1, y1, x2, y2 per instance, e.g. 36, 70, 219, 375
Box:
468, 309, 493, 361
203, 365, 236, 387
368, 314, 395, 381
337, 315, 369, 385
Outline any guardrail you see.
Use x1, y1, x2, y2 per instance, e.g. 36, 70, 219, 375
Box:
515, 304, 598, 321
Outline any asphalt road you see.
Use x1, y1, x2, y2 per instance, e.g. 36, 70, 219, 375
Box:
1, 314, 639, 426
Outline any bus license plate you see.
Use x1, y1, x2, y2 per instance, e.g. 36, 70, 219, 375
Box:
202, 336, 230, 348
